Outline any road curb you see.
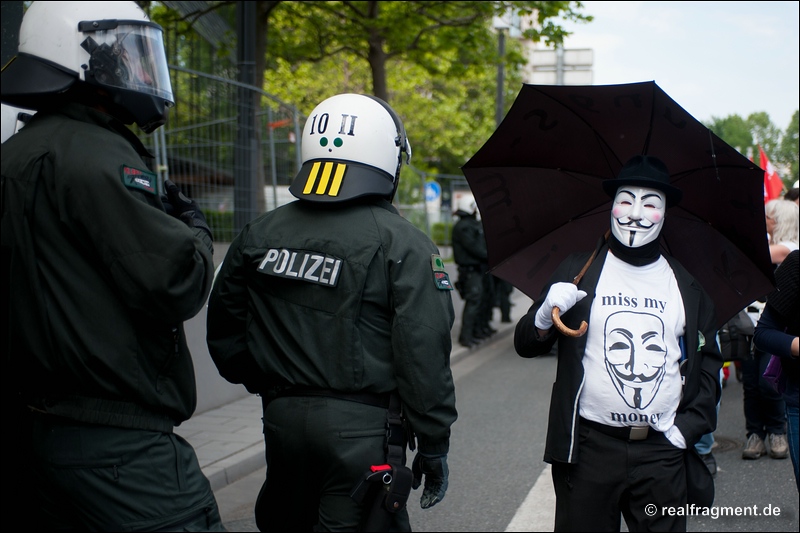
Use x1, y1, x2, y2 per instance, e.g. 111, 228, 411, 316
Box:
206, 443, 266, 493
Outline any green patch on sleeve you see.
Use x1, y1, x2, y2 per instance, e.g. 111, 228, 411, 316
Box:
434, 271, 454, 290
431, 254, 446, 272
120, 165, 158, 195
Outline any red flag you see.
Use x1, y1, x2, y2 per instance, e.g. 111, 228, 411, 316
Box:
759, 145, 783, 203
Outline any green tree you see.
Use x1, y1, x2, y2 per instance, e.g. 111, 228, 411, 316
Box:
747, 112, 782, 160
778, 111, 799, 185
266, 1, 591, 103
705, 114, 753, 154
258, 1, 589, 181
706, 111, 798, 190
146, 1, 590, 108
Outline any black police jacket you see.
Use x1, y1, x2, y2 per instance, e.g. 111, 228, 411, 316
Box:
207, 198, 458, 455
2, 102, 214, 429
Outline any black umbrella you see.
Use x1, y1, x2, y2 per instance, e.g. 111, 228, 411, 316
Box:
462, 81, 774, 330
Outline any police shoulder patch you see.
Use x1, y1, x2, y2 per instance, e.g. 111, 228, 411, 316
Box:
431, 254, 446, 272
430, 254, 452, 290
121, 165, 158, 195
434, 271, 453, 291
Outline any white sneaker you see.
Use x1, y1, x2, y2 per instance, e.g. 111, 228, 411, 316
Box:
768, 433, 789, 459
742, 433, 766, 460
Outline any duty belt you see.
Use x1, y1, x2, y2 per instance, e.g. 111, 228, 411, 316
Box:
580, 417, 653, 441
29, 394, 176, 433
271, 387, 391, 409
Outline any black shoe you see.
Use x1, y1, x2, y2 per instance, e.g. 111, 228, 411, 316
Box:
700, 452, 717, 477
501, 317, 512, 323
459, 338, 478, 348
482, 327, 498, 336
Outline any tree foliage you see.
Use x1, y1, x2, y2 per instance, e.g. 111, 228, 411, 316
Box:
778, 111, 799, 185
265, 1, 590, 103
706, 111, 799, 188
255, 0, 593, 187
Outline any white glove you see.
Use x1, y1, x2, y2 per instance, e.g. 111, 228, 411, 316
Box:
534, 282, 588, 330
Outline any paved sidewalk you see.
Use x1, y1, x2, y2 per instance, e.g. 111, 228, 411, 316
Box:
176, 275, 533, 492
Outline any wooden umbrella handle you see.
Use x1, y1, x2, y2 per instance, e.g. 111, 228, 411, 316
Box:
552, 307, 588, 337
550, 230, 609, 338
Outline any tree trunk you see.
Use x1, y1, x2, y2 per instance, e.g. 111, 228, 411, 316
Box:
365, 1, 388, 102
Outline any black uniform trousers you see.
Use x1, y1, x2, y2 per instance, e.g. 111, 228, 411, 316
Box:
30, 415, 224, 531
551, 421, 687, 532
257, 395, 411, 532
457, 267, 485, 344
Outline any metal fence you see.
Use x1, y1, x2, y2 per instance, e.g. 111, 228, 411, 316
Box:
138, 65, 470, 246
138, 65, 305, 241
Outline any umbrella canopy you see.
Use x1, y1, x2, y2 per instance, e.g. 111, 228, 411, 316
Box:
462, 81, 774, 330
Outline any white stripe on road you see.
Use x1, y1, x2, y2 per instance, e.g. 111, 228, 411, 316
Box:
505, 463, 555, 532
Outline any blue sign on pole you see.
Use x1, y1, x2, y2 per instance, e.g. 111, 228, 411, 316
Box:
425, 181, 441, 203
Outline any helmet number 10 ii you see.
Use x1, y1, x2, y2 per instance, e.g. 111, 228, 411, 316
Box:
308, 112, 358, 138
290, 94, 411, 204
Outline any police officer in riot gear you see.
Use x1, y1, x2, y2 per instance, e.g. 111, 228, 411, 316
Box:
207, 93, 458, 531
2, 2, 223, 530
452, 193, 492, 348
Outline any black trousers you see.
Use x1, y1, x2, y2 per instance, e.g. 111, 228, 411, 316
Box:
742, 348, 786, 437
257, 395, 411, 532
31, 415, 224, 531
457, 268, 485, 343
551, 422, 687, 532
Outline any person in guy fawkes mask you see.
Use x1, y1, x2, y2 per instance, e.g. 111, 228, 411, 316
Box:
1, 2, 222, 530
514, 155, 722, 532
207, 93, 457, 531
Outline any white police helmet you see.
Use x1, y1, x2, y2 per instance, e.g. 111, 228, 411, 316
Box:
1, 1, 173, 133
454, 193, 477, 216
289, 93, 411, 203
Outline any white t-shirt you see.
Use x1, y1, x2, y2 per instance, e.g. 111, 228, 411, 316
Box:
579, 251, 687, 447
776, 240, 799, 253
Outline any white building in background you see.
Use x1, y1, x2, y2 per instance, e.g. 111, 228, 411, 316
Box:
513, 13, 595, 86
524, 46, 594, 85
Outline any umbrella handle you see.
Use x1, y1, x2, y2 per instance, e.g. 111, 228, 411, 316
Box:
549, 229, 608, 338
552, 307, 588, 337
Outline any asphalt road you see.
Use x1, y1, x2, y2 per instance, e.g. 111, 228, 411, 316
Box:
213, 337, 799, 532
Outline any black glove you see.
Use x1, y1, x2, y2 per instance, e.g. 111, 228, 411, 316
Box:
162, 179, 212, 239
411, 453, 449, 509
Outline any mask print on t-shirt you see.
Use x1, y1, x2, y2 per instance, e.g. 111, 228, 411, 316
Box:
604, 310, 668, 409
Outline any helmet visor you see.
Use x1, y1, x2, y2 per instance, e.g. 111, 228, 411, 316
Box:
80, 20, 173, 105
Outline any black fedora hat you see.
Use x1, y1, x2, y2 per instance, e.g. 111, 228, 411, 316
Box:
602, 155, 683, 207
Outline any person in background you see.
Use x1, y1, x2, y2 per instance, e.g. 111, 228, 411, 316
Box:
783, 182, 799, 205
452, 193, 493, 348
477, 271, 499, 338
1, 2, 223, 530
694, 359, 725, 477
753, 249, 799, 490
515, 155, 721, 532
765, 198, 799, 265
207, 93, 457, 531
495, 277, 515, 323
741, 198, 797, 460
